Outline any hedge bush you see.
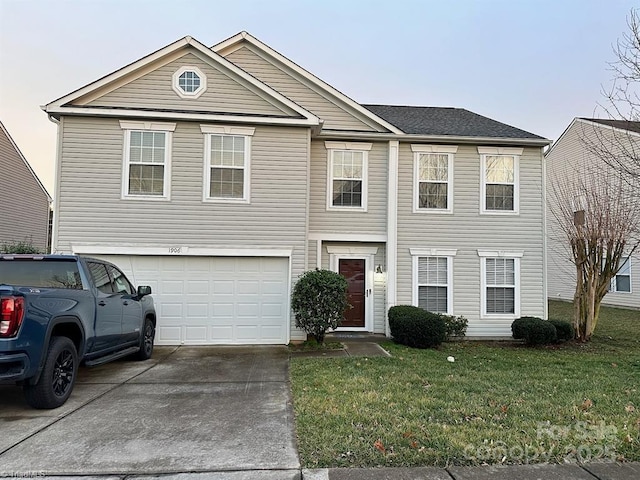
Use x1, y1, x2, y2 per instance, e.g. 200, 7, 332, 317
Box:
549, 319, 575, 342
511, 316, 541, 340
291, 269, 349, 344
388, 305, 446, 349
512, 317, 561, 346
441, 314, 468, 339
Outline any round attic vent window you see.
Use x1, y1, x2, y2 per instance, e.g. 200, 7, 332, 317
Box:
172, 66, 207, 99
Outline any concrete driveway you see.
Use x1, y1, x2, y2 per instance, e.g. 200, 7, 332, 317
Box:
0, 346, 299, 478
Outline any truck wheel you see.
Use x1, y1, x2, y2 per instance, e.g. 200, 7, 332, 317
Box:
136, 318, 155, 360
24, 336, 78, 409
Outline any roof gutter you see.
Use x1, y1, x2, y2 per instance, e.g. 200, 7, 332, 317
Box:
316, 130, 551, 147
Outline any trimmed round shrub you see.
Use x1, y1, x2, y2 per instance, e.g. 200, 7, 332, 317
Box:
388, 305, 446, 349
549, 319, 575, 342
524, 320, 558, 345
512, 317, 559, 345
511, 316, 541, 340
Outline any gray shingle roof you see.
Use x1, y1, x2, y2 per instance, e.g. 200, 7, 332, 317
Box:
580, 118, 640, 134
363, 104, 545, 140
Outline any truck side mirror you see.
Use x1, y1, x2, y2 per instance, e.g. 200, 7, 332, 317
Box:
137, 286, 152, 297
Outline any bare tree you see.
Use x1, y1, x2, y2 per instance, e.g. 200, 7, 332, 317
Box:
549, 166, 640, 342
585, 8, 640, 185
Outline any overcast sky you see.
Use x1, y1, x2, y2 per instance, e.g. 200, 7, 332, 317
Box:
0, 0, 637, 195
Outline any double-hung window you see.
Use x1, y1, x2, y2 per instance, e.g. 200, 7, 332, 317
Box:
478, 147, 522, 214
411, 248, 457, 314
120, 121, 175, 199
479, 250, 522, 318
201, 125, 254, 203
611, 257, 632, 293
411, 145, 457, 213
325, 141, 371, 211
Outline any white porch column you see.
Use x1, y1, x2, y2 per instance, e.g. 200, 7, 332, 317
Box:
386, 140, 399, 336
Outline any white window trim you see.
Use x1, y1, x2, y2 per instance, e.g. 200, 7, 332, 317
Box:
325, 142, 371, 212
478, 251, 521, 319
411, 145, 457, 214
479, 147, 520, 215
200, 125, 254, 204
119, 121, 175, 201
172, 65, 207, 99
411, 249, 457, 315
610, 256, 632, 294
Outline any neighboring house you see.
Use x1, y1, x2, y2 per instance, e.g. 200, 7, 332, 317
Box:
43, 32, 550, 345
0, 120, 51, 252
546, 118, 640, 310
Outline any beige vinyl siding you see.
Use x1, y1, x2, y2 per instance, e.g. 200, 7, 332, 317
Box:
396, 143, 546, 336
308, 140, 387, 235
85, 53, 294, 117
318, 242, 387, 334
225, 45, 378, 132
546, 121, 640, 310
55, 116, 310, 339
0, 124, 50, 251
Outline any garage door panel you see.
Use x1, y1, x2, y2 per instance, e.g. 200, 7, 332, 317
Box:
94, 255, 289, 345
213, 280, 234, 294
161, 280, 184, 294
158, 326, 181, 343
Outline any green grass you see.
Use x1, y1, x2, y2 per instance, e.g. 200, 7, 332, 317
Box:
290, 301, 640, 468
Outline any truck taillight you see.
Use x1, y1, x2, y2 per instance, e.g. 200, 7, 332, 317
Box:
0, 297, 24, 337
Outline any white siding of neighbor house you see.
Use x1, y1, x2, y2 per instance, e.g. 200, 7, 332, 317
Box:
54, 116, 311, 339
396, 143, 547, 336
85, 52, 295, 117
0, 122, 50, 252
546, 120, 640, 310
315, 242, 387, 334
224, 45, 379, 132
308, 140, 388, 235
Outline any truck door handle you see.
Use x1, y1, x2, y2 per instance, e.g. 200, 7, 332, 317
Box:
123, 301, 129, 306
98, 301, 106, 306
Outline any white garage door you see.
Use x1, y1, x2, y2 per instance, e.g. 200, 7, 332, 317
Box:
95, 255, 290, 345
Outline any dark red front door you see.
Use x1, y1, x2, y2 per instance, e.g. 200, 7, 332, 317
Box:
339, 259, 366, 328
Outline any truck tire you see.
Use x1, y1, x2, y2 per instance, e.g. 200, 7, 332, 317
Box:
135, 318, 155, 360
24, 336, 78, 409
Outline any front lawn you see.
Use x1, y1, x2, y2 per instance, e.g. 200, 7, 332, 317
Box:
289, 301, 640, 467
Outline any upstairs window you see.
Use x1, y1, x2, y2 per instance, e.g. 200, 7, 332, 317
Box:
611, 257, 632, 293
479, 147, 522, 214
201, 125, 254, 203
172, 66, 206, 98
120, 121, 175, 200
326, 141, 371, 211
411, 145, 457, 213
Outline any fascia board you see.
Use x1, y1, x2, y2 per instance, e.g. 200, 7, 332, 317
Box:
43, 106, 319, 127
316, 130, 551, 147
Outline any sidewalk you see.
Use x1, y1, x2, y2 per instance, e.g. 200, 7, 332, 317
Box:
302, 462, 640, 479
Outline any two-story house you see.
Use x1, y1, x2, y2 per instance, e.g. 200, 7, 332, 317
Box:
0, 120, 51, 252
44, 32, 550, 345
546, 117, 640, 310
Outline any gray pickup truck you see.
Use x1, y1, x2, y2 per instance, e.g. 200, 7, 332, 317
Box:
0, 254, 156, 409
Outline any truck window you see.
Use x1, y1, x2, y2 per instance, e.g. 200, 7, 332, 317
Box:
0, 259, 83, 289
87, 262, 114, 294
106, 265, 134, 295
